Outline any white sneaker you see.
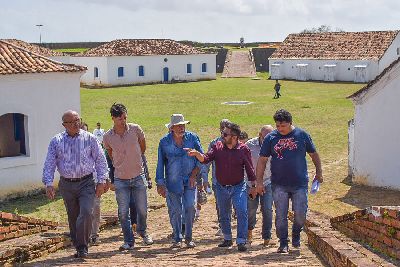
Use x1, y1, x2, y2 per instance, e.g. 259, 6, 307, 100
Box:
142, 234, 154, 245
119, 243, 134, 251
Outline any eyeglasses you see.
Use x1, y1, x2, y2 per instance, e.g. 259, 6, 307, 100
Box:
63, 119, 80, 124
221, 131, 235, 137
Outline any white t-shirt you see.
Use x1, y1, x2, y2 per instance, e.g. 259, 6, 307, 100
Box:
93, 128, 105, 143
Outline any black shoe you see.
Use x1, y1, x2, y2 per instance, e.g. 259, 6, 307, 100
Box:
74, 250, 88, 258
277, 245, 289, 254
218, 240, 233, 248
237, 243, 247, 252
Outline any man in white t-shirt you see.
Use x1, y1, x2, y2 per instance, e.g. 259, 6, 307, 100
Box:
93, 122, 105, 144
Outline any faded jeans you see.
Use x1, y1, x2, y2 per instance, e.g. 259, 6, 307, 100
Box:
91, 196, 101, 239
247, 183, 273, 240
272, 184, 308, 247
216, 180, 248, 245
114, 174, 148, 245
166, 186, 196, 243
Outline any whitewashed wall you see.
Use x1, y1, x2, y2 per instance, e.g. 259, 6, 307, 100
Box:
49, 56, 71, 64
379, 33, 400, 72
351, 62, 400, 189
71, 54, 216, 86
0, 72, 83, 200
269, 59, 379, 82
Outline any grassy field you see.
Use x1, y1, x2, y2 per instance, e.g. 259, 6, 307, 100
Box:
4, 75, 399, 223
54, 48, 89, 53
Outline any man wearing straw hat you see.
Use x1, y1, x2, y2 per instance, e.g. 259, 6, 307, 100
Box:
156, 114, 204, 248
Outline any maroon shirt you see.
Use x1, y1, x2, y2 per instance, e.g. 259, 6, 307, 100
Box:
202, 141, 256, 186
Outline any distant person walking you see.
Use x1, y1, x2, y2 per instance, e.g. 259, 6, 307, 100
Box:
42, 110, 108, 258
93, 122, 105, 144
274, 80, 281, 99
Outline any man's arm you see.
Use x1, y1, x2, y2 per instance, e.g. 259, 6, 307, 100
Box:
189, 166, 200, 188
139, 138, 146, 154
42, 139, 57, 199
255, 156, 269, 195
309, 152, 323, 183
155, 142, 167, 198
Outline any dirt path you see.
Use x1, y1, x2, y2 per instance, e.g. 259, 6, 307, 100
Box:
222, 51, 257, 78
27, 196, 326, 267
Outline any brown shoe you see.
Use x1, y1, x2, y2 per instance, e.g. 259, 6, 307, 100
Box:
132, 224, 137, 233
263, 239, 270, 247
247, 230, 253, 244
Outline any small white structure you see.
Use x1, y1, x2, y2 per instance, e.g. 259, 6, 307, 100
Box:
0, 40, 86, 200
70, 39, 217, 86
347, 57, 400, 189
269, 31, 400, 82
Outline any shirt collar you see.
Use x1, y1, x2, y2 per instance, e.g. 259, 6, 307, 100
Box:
111, 123, 129, 135
63, 129, 83, 138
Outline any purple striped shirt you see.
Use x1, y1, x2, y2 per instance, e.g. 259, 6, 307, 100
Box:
42, 130, 108, 186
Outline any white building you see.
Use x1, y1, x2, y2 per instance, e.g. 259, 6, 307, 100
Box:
269, 31, 400, 83
347, 57, 400, 189
70, 39, 217, 86
1, 39, 70, 63
0, 40, 86, 200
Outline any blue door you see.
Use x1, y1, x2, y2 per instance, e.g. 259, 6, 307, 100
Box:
163, 67, 169, 82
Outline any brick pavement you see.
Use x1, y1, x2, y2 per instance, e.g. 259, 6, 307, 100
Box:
222, 51, 257, 78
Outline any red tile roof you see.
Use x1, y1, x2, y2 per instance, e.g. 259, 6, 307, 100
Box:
347, 57, 400, 99
0, 40, 86, 75
77, 39, 206, 57
270, 31, 399, 60
2, 39, 66, 57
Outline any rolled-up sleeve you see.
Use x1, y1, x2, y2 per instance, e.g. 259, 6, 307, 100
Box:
42, 138, 58, 187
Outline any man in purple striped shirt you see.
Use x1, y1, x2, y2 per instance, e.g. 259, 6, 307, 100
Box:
42, 110, 108, 258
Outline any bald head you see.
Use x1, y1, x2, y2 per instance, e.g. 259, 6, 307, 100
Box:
62, 110, 80, 123
259, 125, 274, 142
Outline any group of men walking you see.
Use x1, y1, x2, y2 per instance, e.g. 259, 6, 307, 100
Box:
42, 104, 322, 258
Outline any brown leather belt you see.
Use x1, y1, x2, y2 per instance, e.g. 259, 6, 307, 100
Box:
61, 173, 93, 182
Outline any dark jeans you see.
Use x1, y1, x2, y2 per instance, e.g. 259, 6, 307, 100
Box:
59, 176, 95, 251
247, 183, 273, 240
272, 184, 308, 247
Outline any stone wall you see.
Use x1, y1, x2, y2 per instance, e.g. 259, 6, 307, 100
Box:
331, 206, 400, 260
251, 48, 276, 72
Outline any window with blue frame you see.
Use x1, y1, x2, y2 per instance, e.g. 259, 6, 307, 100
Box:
138, 65, 144, 76
186, 64, 192, 74
118, 67, 124, 77
201, 63, 207, 73
94, 67, 99, 78
0, 113, 27, 157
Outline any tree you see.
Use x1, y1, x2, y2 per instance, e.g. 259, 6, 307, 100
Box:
300, 25, 344, 34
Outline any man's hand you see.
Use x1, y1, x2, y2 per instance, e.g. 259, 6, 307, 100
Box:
249, 186, 257, 199
46, 186, 55, 200
256, 183, 265, 195
157, 185, 167, 198
203, 181, 209, 191
184, 148, 198, 157
104, 180, 111, 193
315, 171, 323, 183
189, 176, 196, 188
96, 183, 105, 198
109, 183, 116, 191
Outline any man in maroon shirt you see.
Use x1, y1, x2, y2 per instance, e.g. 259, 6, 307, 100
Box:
185, 122, 256, 252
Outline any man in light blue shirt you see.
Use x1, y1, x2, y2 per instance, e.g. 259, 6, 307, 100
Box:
156, 114, 204, 248
42, 110, 108, 258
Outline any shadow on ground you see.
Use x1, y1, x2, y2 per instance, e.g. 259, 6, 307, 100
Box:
337, 176, 400, 209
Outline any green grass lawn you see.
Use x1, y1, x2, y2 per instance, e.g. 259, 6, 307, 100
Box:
54, 48, 89, 53
0, 76, 367, 222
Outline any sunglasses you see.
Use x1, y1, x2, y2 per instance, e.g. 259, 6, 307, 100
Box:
221, 131, 236, 137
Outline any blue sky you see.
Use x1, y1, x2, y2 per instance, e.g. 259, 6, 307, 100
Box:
1, 0, 400, 43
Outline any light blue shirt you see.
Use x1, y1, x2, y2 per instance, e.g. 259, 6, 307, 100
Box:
156, 131, 204, 193
42, 130, 108, 186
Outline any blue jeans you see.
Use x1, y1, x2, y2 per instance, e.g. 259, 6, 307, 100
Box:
211, 183, 220, 228
272, 184, 308, 247
166, 186, 196, 243
247, 183, 273, 240
216, 181, 248, 244
114, 174, 148, 245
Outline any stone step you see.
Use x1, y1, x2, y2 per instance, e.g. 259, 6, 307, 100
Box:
222, 51, 256, 78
